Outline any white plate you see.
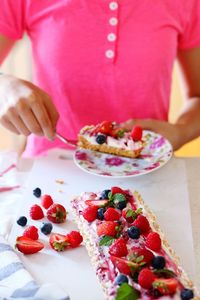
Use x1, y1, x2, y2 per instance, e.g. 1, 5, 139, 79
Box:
73, 131, 173, 178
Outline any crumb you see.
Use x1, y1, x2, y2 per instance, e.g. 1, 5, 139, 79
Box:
55, 179, 65, 184
58, 190, 63, 193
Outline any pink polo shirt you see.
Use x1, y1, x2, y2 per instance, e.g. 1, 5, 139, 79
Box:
0, 0, 200, 156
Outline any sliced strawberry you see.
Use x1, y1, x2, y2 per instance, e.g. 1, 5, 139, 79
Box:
110, 256, 138, 276
85, 199, 109, 207
153, 278, 178, 295
15, 236, 44, 255
131, 247, 154, 264
111, 187, 126, 195
49, 233, 69, 251
47, 203, 67, 223
97, 221, 118, 237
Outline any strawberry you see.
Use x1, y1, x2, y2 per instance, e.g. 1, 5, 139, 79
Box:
111, 187, 126, 195
104, 208, 121, 221
97, 221, 118, 237
66, 231, 83, 248
41, 194, 54, 209
30, 204, 44, 220
16, 236, 44, 254
110, 256, 138, 276
138, 268, 156, 289
49, 233, 69, 251
110, 127, 126, 138
85, 199, 108, 207
82, 206, 98, 222
122, 207, 141, 223
109, 238, 128, 257
23, 226, 39, 240
131, 125, 143, 141
146, 232, 161, 252
133, 215, 150, 234
153, 278, 178, 295
97, 121, 113, 135
131, 247, 154, 264
47, 203, 67, 223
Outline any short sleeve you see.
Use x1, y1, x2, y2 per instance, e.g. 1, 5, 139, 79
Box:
0, 0, 26, 40
178, 0, 200, 49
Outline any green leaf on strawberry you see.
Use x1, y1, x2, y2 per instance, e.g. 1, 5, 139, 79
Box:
153, 268, 177, 278
125, 208, 143, 220
116, 283, 139, 300
99, 235, 115, 246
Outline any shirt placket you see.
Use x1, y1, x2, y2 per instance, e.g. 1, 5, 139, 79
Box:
105, 1, 119, 63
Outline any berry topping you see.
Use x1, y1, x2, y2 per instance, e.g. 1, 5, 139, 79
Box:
131, 247, 154, 265
97, 207, 106, 220
97, 121, 113, 135
33, 187, 41, 198
146, 232, 161, 252
15, 236, 44, 255
41, 194, 54, 209
181, 289, 194, 300
116, 201, 127, 210
85, 199, 108, 207
96, 134, 107, 144
16, 216, 27, 227
111, 187, 126, 195
122, 208, 142, 223
47, 203, 67, 223
152, 256, 166, 269
104, 207, 121, 221
131, 125, 143, 142
110, 256, 138, 276
109, 238, 128, 257
40, 222, 53, 235
97, 221, 118, 237
127, 226, 141, 239
66, 231, 83, 248
30, 204, 44, 220
138, 268, 156, 289
100, 189, 111, 199
153, 278, 178, 295
132, 215, 150, 234
49, 233, 69, 252
82, 206, 98, 222
23, 226, 39, 240
115, 274, 129, 286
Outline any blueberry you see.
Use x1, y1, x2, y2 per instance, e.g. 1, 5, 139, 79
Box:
97, 208, 105, 220
96, 134, 107, 145
41, 222, 53, 235
115, 274, 128, 285
152, 256, 166, 269
116, 201, 126, 210
17, 216, 27, 227
100, 189, 111, 200
181, 289, 194, 300
127, 226, 140, 239
33, 187, 41, 198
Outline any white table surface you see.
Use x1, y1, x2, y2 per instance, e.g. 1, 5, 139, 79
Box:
0, 150, 200, 299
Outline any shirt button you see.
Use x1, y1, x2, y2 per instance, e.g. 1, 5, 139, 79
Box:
107, 33, 116, 42
109, 2, 118, 10
109, 17, 118, 26
105, 50, 115, 59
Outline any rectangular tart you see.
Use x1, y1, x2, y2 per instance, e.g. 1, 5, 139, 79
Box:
78, 121, 144, 158
71, 187, 199, 300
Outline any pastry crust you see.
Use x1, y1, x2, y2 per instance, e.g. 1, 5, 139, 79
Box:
71, 191, 200, 300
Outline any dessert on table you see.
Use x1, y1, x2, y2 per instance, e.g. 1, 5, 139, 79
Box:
78, 121, 144, 158
71, 186, 199, 300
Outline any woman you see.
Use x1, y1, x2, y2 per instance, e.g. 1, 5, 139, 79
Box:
0, 0, 200, 156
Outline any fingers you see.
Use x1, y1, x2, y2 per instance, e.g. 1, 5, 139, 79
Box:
0, 116, 20, 135
6, 107, 31, 136
43, 94, 59, 131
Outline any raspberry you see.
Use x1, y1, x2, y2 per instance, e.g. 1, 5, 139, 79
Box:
30, 204, 44, 220
131, 125, 143, 141
111, 186, 126, 195
82, 206, 98, 222
133, 215, 150, 234
131, 247, 154, 264
104, 208, 121, 221
138, 268, 156, 289
41, 194, 54, 209
109, 238, 128, 257
66, 231, 83, 248
23, 226, 39, 240
146, 232, 161, 252
97, 221, 117, 237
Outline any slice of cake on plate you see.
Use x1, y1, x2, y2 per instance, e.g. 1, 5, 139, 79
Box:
71, 187, 199, 300
78, 121, 144, 158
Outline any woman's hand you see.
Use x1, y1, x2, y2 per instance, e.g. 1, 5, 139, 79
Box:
0, 75, 59, 139
121, 119, 187, 151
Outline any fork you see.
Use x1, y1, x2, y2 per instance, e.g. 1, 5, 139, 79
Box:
56, 132, 77, 147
